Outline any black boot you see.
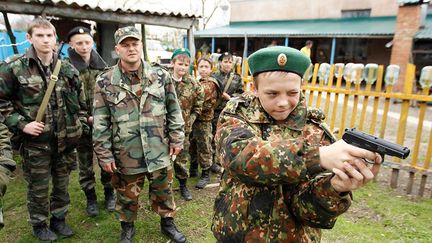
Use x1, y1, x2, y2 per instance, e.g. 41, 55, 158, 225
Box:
33, 223, 58, 241
50, 217, 74, 237
161, 217, 186, 243
210, 162, 222, 174
178, 179, 192, 201
104, 187, 116, 212
189, 162, 198, 177
119, 221, 135, 243
195, 169, 210, 189
85, 188, 99, 217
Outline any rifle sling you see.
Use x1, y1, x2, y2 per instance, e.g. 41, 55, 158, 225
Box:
35, 60, 62, 122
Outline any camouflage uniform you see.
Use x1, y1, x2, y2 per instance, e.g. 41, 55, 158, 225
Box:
190, 76, 221, 171
211, 70, 244, 168
0, 47, 83, 226
212, 93, 352, 242
93, 60, 184, 222
0, 114, 16, 229
66, 48, 112, 195
172, 72, 204, 179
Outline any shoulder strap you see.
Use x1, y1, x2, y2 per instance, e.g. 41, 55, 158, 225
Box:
223, 72, 235, 93
36, 60, 62, 122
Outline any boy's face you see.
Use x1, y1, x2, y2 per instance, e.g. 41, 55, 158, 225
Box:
171, 57, 190, 78
27, 27, 56, 55
197, 60, 212, 78
69, 34, 94, 59
115, 38, 143, 65
255, 72, 301, 122
220, 57, 233, 73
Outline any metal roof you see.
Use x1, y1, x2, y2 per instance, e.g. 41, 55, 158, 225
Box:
194, 16, 398, 38
397, 0, 429, 5
0, 0, 200, 29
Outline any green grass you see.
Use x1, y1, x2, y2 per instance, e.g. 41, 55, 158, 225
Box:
1, 165, 431, 242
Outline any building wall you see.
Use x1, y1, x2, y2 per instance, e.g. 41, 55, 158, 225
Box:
229, 0, 399, 21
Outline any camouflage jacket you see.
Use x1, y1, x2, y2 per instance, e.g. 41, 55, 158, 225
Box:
93, 61, 185, 174
198, 76, 221, 122
212, 93, 351, 242
66, 48, 107, 135
0, 47, 83, 153
211, 70, 244, 112
172, 72, 204, 134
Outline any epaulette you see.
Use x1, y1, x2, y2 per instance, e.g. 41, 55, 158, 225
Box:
150, 62, 168, 71
223, 96, 246, 114
4, 53, 24, 64
307, 108, 337, 143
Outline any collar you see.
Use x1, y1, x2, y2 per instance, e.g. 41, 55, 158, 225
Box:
25, 46, 57, 67
243, 93, 307, 131
67, 47, 107, 71
111, 60, 156, 90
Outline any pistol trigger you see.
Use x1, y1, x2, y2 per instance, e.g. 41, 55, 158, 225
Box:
363, 158, 375, 165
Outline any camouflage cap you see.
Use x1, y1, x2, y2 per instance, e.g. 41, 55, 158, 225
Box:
248, 46, 311, 77
114, 26, 141, 45
171, 48, 191, 60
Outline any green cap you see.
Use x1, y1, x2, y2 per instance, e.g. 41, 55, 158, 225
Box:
248, 46, 311, 77
171, 48, 191, 60
114, 26, 141, 45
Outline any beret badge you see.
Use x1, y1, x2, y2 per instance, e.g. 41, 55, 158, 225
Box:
277, 53, 287, 66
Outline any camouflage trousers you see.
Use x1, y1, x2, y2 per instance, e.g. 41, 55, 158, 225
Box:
174, 132, 191, 180
111, 167, 176, 222
190, 121, 212, 170
20, 141, 71, 225
76, 133, 112, 192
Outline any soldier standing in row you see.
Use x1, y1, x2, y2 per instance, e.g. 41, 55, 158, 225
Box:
170, 48, 204, 201
0, 18, 83, 241
190, 57, 221, 189
212, 46, 382, 241
0, 114, 16, 230
66, 26, 115, 217
93, 26, 186, 243
211, 52, 244, 173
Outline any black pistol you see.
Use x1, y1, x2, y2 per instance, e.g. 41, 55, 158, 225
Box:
342, 128, 410, 163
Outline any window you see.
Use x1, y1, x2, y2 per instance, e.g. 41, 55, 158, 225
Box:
341, 9, 371, 18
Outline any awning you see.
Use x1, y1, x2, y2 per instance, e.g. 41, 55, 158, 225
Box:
416, 15, 432, 39
195, 16, 398, 38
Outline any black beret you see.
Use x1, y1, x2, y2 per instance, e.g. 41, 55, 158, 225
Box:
248, 46, 312, 78
218, 52, 233, 61
67, 26, 91, 41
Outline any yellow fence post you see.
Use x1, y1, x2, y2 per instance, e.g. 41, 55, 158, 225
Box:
307, 63, 320, 107
369, 66, 384, 135
330, 64, 344, 131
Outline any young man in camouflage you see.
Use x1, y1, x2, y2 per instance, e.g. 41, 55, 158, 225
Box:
190, 57, 221, 189
0, 18, 83, 241
93, 26, 186, 243
212, 46, 382, 242
66, 26, 114, 217
170, 48, 204, 200
0, 114, 16, 230
211, 52, 244, 173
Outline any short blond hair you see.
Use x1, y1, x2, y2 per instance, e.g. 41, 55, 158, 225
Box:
27, 17, 56, 36
253, 71, 300, 89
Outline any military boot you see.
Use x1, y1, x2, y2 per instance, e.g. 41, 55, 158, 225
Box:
119, 221, 135, 243
210, 162, 222, 174
49, 217, 74, 238
85, 188, 99, 217
189, 161, 198, 177
32, 223, 58, 241
104, 187, 116, 212
160, 217, 186, 243
178, 179, 192, 201
195, 169, 210, 189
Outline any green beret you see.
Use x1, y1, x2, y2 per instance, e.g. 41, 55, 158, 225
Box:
171, 48, 191, 60
248, 46, 311, 77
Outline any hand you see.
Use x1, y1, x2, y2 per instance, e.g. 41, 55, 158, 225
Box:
331, 157, 381, 192
23, 121, 45, 136
170, 147, 182, 156
222, 92, 230, 101
101, 162, 117, 173
87, 116, 93, 125
319, 140, 380, 171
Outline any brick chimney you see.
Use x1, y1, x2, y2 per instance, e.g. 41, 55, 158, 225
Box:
390, 2, 424, 92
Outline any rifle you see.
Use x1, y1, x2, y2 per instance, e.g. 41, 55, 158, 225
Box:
342, 128, 410, 164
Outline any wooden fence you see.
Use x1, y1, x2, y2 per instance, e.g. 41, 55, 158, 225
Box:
239, 62, 432, 197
